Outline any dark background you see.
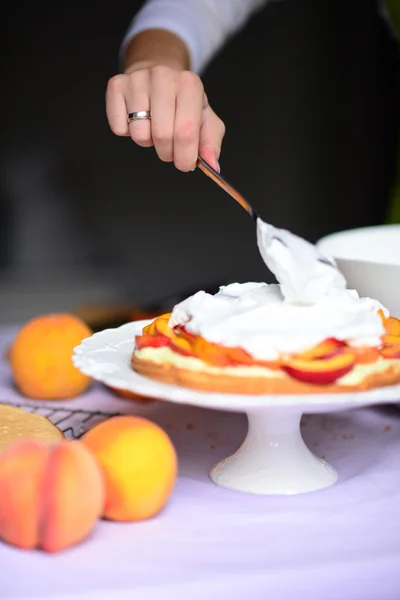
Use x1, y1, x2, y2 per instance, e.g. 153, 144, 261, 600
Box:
0, 0, 398, 322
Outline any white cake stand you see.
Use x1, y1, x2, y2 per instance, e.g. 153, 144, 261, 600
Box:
73, 321, 400, 496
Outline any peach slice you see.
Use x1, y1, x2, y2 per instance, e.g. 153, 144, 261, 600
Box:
171, 335, 254, 365
378, 309, 387, 326
225, 346, 254, 365
154, 318, 176, 340
385, 316, 400, 337
142, 321, 154, 336
295, 338, 346, 361
380, 344, 400, 359
169, 336, 194, 357
142, 313, 171, 336
192, 337, 233, 367
350, 347, 380, 364
382, 334, 400, 346
135, 335, 171, 350
175, 326, 196, 343
282, 351, 355, 385
253, 359, 283, 371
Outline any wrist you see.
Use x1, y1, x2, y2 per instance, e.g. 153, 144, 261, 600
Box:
123, 29, 190, 74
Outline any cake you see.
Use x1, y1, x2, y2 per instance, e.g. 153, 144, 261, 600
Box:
132, 219, 400, 394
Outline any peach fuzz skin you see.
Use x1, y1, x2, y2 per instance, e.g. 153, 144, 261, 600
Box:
82, 416, 177, 522
9, 313, 92, 400
0, 439, 105, 553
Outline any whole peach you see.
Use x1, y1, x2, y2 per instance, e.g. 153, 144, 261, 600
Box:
0, 439, 105, 552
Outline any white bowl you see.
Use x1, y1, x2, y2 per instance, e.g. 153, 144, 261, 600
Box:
316, 224, 400, 317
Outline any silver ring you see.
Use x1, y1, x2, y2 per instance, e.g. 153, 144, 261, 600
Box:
128, 110, 151, 123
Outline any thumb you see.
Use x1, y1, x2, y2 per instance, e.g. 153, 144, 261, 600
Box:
199, 105, 226, 173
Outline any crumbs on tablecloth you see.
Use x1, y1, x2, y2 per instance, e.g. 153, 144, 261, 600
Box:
210, 444, 215, 450
186, 423, 194, 430
384, 425, 391, 432
205, 431, 232, 447
342, 433, 355, 440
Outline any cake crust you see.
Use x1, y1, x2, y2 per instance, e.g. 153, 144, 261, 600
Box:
131, 353, 400, 395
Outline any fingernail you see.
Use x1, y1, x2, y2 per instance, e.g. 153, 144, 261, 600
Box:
215, 158, 220, 173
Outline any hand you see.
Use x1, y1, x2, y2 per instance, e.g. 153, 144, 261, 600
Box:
106, 65, 225, 172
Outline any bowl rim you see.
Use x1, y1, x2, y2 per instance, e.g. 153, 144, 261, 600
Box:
317, 224, 400, 267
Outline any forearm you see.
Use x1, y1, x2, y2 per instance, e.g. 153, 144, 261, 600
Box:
121, 0, 269, 74
124, 29, 190, 73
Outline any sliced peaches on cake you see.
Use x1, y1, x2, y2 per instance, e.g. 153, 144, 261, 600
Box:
169, 336, 194, 357
135, 335, 171, 349
384, 316, 400, 337
349, 346, 380, 364
132, 310, 400, 393
175, 326, 196, 343
380, 344, 400, 359
282, 349, 356, 385
381, 315, 400, 346
192, 337, 254, 367
294, 338, 345, 361
142, 313, 171, 336
380, 316, 400, 359
153, 317, 176, 341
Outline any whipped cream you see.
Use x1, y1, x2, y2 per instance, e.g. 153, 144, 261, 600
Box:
169, 218, 387, 360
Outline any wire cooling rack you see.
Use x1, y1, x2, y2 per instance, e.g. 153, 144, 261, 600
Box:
0, 401, 121, 439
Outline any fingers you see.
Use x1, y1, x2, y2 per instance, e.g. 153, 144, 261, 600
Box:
106, 67, 225, 172
150, 67, 177, 163
199, 105, 226, 173
173, 72, 204, 172
125, 70, 153, 148
106, 75, 130, 137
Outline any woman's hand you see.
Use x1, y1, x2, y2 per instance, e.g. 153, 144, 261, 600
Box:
106, 31, 224, 172
106, 65, 224, 172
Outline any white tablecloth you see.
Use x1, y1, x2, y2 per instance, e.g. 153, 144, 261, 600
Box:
0, 327, 400, 600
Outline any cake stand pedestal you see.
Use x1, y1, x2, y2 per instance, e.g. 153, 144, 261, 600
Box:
73, 321, 400, 496
210, 409, 337, 494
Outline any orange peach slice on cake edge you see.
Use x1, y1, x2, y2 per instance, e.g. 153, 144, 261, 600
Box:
153, 318, 176, 340
142, 313, 172, 336
169, 336, 194, 357
252, 359, 283, 371
384, 316, 400, 337
294, 338, 346, 361
381, 334, 400, 346
175, 326, 196, 343
349, 346, 381, 364
378, 309, 387, 326
192, 337, 235, 367
224, 346, 255, 366
380, 344, 400, 359
282, 351, 356, 385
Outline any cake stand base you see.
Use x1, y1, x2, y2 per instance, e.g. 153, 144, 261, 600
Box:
210, 410, 338, 495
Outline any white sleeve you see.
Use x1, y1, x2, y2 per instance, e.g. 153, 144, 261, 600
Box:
121, 0, 270, 73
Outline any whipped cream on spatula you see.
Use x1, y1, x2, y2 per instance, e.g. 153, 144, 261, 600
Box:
256, 218, 347, 304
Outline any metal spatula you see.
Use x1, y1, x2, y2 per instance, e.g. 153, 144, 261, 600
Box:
196, 156, 258, 222
196, 156, 336, 268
